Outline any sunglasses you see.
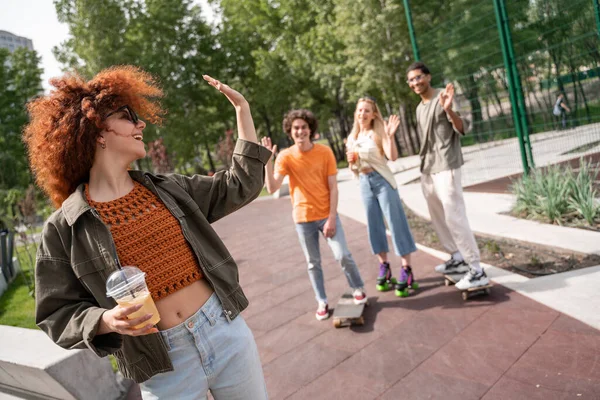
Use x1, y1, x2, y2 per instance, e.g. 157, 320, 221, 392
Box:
106, 105, 139, 125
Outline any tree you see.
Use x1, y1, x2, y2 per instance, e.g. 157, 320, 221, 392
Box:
0, 48, 43, 191
54, 0, 223, 173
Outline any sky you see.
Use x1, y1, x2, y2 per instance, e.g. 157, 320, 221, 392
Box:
1, 0, 70, 90
0, 0, 215, 91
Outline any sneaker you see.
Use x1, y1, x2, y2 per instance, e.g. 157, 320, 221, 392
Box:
434, 257, 470, 274
316, 302, 330, 320
353, 288, 368, 305
455, 269, 490, 290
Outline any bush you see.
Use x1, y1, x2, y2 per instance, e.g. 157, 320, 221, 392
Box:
511, 158, 599, 226
568, 159, 600, 225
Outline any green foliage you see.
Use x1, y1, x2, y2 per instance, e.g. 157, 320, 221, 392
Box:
54, 0, 224, 172
0, 188, 24, 230
0, 48, 43, 192
50, 0, 600, 169
512, 165, 571, 223
568, 159, 600, 225
483, 240, 501, 254
511, 158, 600, 226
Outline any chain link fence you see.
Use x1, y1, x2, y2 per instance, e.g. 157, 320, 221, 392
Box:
404, 0, 600, 189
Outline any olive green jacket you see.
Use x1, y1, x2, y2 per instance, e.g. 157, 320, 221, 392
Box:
35, 139, 271, 383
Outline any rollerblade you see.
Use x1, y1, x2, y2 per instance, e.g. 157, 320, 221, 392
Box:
395, 266, 419, 297
376, 262, 397, 292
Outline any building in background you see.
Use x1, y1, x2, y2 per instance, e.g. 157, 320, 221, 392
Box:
0, 30, 33, 53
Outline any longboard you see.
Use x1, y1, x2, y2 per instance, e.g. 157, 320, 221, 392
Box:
332, 291, 367, 328
444, 273, 493, 301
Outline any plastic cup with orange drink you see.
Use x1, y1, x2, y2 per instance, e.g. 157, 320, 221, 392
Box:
106, 266, 161, 329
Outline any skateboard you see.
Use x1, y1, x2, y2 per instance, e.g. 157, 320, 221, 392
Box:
444, 273, 493, 301
332, 291, 367, 328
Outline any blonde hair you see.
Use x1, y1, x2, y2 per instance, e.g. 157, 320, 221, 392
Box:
348, 98, 385, 154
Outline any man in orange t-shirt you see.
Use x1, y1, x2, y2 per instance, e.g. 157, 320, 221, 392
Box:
262, 109, 367, 321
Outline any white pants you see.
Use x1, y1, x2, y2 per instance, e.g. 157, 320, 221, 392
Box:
420, 168, 480, 264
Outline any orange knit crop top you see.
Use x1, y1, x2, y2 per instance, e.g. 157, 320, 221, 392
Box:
86, 181, 202, 300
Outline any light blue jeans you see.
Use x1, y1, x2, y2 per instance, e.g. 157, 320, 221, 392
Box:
139, 293, 268, 400
295, 215, 365, 304
359, 171, 417, 256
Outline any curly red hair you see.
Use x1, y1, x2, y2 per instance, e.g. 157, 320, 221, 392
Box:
23, 65, 164, 208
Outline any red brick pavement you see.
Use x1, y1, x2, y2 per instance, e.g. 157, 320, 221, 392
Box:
127, 196, 600, 399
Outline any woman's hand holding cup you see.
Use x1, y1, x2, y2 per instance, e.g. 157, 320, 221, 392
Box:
98, 303, 159, 336
347, 151, 358, 163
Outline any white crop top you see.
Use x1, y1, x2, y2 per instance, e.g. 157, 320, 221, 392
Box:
348, 131, 397, 189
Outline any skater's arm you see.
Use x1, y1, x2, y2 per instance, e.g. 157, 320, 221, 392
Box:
445, 108, 464, 134
382, 115, 400, 161
264, 160, 285, 194
323, 174, 338, 238
440, 83, 466, 134
260, 137, 285, 194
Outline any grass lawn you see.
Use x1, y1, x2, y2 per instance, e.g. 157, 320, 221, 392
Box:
0, 273, 36, 329
0, 243, 37, 329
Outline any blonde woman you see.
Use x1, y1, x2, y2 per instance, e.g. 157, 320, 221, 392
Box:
346, 97, 418, 297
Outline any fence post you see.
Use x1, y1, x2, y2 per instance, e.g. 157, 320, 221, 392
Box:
493, 0, 534, 173
594, 0, 600, 39
403, 0, 420, 61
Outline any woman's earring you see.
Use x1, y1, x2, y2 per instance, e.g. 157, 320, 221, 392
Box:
101, 142, 106, 149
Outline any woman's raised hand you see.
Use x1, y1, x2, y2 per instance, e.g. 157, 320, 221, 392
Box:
385, 114, 400, 138
203, 75, 248, 108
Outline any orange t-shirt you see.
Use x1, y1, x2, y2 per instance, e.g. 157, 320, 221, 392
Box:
275, 144, 337, 223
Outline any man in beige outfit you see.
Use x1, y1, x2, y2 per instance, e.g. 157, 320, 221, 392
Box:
407, 61, 489, 290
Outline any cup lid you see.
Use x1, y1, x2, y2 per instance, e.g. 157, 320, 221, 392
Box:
106, 266, 146, 298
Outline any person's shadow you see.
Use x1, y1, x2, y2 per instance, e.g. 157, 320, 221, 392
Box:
344, 277, 510, 333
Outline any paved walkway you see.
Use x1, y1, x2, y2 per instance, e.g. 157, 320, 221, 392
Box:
229, 199, 600, 398
125, 197, 600, 399
125, 128, 600, 399
337, 160, 600, 334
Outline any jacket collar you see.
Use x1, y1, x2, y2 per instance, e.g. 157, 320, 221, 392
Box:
61, 170, 165, 226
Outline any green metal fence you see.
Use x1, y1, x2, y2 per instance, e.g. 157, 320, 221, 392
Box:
403, 0, 600, 188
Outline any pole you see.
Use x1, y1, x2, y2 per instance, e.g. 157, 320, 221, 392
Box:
403, 0, 420, 61
594, 0, 600, 39
499, 0, 535, 169
494, 0, 532, 173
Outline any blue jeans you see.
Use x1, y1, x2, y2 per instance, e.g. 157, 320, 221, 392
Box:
139, 293, 268, 400
295, 215, 365, 304
359, 171, 417, 256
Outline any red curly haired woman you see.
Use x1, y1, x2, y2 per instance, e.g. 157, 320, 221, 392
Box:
24, 66, 270, 399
